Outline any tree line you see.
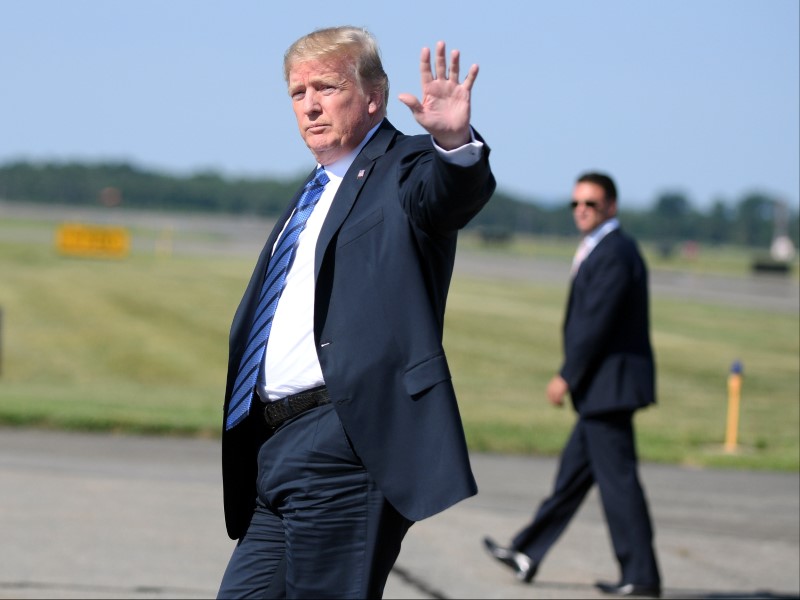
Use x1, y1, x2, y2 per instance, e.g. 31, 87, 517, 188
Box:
1, 160, 797, 252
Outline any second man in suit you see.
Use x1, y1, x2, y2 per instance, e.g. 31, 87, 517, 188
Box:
483, 172, 661, 598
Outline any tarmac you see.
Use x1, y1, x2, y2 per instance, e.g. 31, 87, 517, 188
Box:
0, 427, 798, 599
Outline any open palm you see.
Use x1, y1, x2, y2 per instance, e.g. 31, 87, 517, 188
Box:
398, 41, 479, 150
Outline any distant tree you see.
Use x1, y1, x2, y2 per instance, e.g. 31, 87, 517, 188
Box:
467, 191, 558, 239
651, 191, 692, 256
701, 199, 733, 246
1, 160, 797, 253
733, 193, 775, 247
0, 160, 307, 216
618, 207, 650, 241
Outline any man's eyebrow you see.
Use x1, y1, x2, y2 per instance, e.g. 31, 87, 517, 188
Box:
312, 75, 343, 85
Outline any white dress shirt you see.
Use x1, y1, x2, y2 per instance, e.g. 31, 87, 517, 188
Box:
582, 217, 620, 258
571, 217, 620, 277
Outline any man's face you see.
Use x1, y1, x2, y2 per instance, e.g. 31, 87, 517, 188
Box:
288, 58, 381, 165
571, 181, 617, 235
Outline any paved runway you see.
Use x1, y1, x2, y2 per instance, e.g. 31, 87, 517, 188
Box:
0, 428, 797, 599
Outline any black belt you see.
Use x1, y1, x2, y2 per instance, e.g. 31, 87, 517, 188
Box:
258, 385, 330, 430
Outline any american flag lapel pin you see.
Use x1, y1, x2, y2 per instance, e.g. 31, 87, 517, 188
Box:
357, 169, 365, 179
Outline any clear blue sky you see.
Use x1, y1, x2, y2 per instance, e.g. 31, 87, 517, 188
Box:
2, 0, 798, 210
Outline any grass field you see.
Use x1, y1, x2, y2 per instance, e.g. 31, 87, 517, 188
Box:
0, 211, 798, 471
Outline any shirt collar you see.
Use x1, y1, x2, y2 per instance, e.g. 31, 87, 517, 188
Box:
318, 121, 383, 182
583, 217, 620, 251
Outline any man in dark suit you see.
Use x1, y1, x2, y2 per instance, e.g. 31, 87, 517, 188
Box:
483, 172, 661, 598
217, 26, 495, 598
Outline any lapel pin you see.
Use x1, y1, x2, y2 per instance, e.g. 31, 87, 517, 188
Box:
357, 169, 365, 179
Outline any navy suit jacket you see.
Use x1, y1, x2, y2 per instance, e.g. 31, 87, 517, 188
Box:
221, 120, 496, 539
560, 228, 656, 417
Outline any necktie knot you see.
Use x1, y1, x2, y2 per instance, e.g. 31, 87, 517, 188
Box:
296, 168, 328, 210
310, 167, 329, 189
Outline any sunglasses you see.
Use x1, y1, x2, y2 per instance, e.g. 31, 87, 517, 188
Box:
570, 200, 600, 210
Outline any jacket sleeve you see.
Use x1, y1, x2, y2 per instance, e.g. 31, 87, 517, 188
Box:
397, 131, 495, 235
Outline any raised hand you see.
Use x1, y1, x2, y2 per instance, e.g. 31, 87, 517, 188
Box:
398, 41, 479, 150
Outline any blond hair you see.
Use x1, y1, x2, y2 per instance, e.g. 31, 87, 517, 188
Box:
284, 26, 390, 110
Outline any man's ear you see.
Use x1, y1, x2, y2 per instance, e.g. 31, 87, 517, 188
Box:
367, 89, 383, 115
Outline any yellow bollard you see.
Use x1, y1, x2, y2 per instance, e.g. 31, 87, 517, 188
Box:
724, 361, 744, 453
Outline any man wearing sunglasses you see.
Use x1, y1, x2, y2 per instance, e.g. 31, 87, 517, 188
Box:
483, 172, 662, 598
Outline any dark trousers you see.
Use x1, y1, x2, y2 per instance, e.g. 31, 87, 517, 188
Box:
512, 411, 660, 587
218, 402, 413, 599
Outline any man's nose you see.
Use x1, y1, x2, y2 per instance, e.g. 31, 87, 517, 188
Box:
303, 89, 320, 113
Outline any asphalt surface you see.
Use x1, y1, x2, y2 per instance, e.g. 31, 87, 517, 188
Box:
0, 428, 797, 599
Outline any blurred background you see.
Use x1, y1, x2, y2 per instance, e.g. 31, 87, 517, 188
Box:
1, 0, 798, 466
1, 2, 798, 598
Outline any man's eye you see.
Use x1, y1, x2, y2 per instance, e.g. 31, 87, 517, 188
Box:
291, 92, 305, 101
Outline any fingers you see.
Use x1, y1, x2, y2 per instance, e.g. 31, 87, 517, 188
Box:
419, 46, 432, 85
423, 41, 477, 87
462, 63, 479, 91
406, 40, 478, 113
449, 49, 460, 82
434, 41, 447, 80
429, 42, 456, 81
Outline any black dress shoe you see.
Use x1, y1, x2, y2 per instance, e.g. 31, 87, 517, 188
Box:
595, 580, 661, 598
482, 536, 538, 583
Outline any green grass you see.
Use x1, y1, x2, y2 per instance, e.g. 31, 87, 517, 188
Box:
458, 231, 795, 278
446, 276, 799, 470
1, 220, 798, 470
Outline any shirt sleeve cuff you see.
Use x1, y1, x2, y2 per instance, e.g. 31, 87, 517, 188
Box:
432, 127, 484, 167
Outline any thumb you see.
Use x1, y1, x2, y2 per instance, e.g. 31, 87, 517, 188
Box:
397, 93, 422, 114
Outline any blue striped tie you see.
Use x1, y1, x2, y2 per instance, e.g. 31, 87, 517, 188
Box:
225, 167, 329, 430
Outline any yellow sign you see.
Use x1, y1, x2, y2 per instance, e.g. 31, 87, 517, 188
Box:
55, 223, 131, 258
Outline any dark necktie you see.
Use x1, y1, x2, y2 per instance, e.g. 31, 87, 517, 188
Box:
225, 167, 329, 430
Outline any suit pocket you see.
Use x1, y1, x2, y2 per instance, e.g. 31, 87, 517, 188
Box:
403, 353, 451, 397
581, 354, 655, 416
338, 208, 384, 247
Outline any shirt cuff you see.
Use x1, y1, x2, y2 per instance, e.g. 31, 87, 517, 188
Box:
432, 127, 484, 167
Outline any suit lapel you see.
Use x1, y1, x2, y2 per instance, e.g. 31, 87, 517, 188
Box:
314, 120, 397, 280
564, 229, 620, 325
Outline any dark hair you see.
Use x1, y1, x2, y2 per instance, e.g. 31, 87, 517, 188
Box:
576, 172, 617, 202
